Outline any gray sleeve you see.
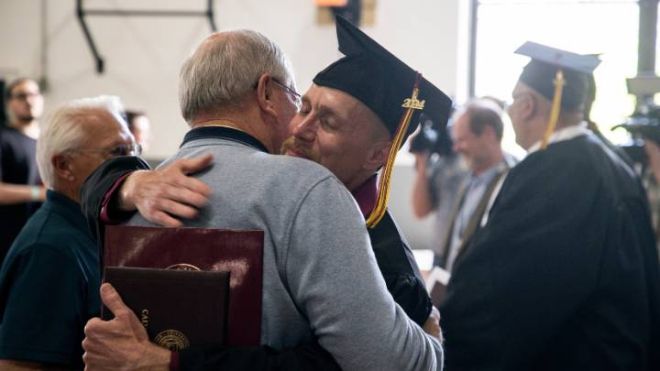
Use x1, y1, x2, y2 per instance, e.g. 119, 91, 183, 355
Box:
283, 177, 443, 371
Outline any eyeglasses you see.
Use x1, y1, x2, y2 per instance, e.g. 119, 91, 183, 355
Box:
271, 79, 302, 110
69, 143, 142, 158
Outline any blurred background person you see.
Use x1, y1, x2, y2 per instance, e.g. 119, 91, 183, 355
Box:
0, 78, 46, 264
124, 109, 151, 154
412, 98, 515, 270
0, 79, 7, 127
593, 71, 660, 254
438, 98, 515, 271
410, 112, 469, 267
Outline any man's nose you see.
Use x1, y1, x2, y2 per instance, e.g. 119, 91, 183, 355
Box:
292, 116, 317, 142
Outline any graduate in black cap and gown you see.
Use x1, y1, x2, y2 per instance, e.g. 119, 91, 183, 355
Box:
301, 15, 452, 328
80, 16, 452, 369
440, 42, 660, 371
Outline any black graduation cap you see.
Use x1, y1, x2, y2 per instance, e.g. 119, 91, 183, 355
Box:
516, 41, 601, 112
515, 41, 601, 149
314, 16, 452, 140
313, 16, 452, 227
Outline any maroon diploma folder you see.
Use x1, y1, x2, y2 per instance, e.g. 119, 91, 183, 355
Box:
104, 225, 264, 346
103, 267, 230, 350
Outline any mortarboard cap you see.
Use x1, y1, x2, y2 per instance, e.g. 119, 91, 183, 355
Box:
515, 41, 601, 150
314, 16, 452, 144
313, 16, 452, 228
515, 41, 601, 112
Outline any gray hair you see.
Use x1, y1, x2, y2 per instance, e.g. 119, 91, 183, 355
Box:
179, 30, 296, 122
36, 96, 126, 187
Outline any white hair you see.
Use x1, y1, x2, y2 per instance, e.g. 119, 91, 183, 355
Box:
36, 95, 126, 187
179, 29, 296, 122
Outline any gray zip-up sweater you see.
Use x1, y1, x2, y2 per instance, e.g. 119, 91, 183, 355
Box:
129, 128, 443, 370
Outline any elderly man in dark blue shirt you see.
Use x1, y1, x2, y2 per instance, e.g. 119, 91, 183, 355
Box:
0, 96, 139, 370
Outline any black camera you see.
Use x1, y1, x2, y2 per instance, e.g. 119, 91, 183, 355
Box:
408, 112, 454, 157
613, 107, 660, 166
612, 76, 660, 166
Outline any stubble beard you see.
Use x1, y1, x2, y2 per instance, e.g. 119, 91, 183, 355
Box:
280, 136, 321, 163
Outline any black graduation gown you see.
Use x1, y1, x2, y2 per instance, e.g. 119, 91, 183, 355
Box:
440, 133, 660, 371
80, 157, 431, 370
369, 210, 432, 326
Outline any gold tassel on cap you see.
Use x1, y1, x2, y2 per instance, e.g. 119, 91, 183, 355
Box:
366, 74, 424, 228
540, 70, 565, 150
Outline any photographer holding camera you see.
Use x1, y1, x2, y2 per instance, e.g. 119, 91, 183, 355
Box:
622, 120, 660, 251
410, 110, 467, 267
610, 77, 660, 253
411, 98, 515, 271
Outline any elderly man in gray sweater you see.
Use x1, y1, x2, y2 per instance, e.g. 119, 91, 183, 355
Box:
82, 28, 444, 371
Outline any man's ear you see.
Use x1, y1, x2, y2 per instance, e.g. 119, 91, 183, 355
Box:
255, 73, 277, 117
52, 153, 74, 182
519, 93, 537, 122
364, 140, 392, 172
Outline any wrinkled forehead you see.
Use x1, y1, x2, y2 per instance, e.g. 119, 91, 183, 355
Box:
84, 109, 132, 138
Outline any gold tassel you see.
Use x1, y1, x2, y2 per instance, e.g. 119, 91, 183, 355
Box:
366, 76, 422, 228
366, 107, 415, 228
540, 70, 565, 150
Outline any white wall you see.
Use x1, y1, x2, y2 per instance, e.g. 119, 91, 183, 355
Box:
0, 0, 466, 250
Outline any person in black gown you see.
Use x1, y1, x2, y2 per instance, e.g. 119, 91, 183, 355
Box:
440, 42, 660, 371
